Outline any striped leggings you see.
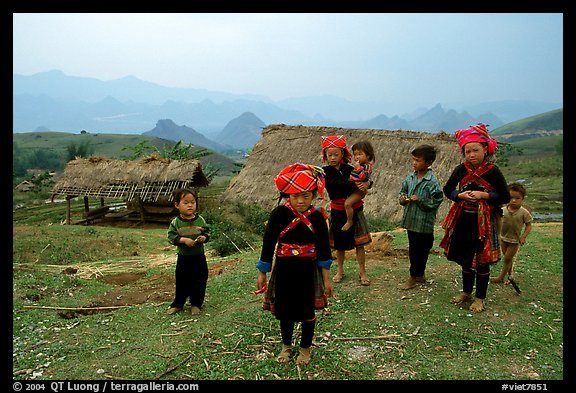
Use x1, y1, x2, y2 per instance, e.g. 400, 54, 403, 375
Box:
462, 264, 490, 299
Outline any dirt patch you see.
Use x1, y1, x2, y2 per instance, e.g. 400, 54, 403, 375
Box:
55, 256, 244, 319
346, 345, 373, 361
57, 232, 399, 319
56, 241, 401, 319
99, 272, 145, 286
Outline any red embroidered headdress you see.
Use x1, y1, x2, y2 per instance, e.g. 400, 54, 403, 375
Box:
321, 135, 352, 164
274, 163, 326, 199
454, 123, 498, 155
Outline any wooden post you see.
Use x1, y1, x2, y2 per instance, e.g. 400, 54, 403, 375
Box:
66, 196, 71, 225
136, 196, 145, 223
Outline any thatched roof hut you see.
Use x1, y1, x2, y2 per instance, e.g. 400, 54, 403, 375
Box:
221, 124, 464, 224
52, 155, 209, 201
52, 155, 209, 224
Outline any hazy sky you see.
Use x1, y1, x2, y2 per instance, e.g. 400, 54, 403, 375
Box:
13, 13, 563, 111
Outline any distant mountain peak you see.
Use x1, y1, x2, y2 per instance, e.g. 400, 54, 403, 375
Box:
215, 112, 266, 149
156, 119, 178, 127
237, 111, 260, 119
143, 119, 226, 152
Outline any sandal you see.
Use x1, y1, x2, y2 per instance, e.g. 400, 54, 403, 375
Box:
276, 345, 292, 364
451, 292, 471, 305
296, 347, 311, 366
469, 298, 485, 313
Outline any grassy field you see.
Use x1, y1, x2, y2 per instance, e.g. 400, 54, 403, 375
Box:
12, 199, 564, 383
498, 136, 562, 215
12, 137, 564, 385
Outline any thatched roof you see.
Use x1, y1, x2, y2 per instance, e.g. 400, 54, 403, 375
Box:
221, 124, 464, 223
52, 155, 209, 202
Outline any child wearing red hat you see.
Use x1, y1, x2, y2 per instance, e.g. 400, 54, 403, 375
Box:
321, 135, 372, 286
255, 163, 333, 366
440, 124, 510, 313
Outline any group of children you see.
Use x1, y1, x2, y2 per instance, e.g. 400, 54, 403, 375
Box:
164, 123, 533, 366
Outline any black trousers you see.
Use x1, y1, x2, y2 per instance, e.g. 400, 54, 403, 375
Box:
170, 253, 208, 309
280, 319, 316, 348
462, 264, 491, 299
407, 230, 434, 277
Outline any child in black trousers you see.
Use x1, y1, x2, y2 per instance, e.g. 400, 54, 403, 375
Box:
166, 188, 210, 316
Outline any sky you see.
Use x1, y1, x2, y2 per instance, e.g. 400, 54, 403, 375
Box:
13, 13, 563, 112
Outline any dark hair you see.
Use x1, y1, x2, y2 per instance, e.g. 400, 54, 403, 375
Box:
411, 144, 437, 164
173, 187, 199, 210
508, 182, 527, 198
351, 141, 375, 162
460, 141, 494, 162
277, 189, 318, 206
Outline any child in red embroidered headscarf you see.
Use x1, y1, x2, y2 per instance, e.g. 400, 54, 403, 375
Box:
255, 163, 333, 366
440, 124, 510, 313
321, 135, 372, 286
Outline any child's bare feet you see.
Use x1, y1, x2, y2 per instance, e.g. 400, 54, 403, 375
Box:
469, 298, 485, 313
166, 307, 182, 315
359, 275, 370, 286
490, 277, 504, 284
341, 221, 353, 231
451, 292, 471, 304
504, 275, 515, 285
333, 272, 345, 283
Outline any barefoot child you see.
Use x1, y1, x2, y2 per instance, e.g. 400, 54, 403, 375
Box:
321, 135, 372, 286
490, 182, 532, 285
398, 144, 443, 290
255, 163, 333, 366
166, 188, 210, 316
342, 141, 375, 232
440, 124, 510, 313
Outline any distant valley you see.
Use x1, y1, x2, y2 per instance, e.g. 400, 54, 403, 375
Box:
13, 70, 562, 151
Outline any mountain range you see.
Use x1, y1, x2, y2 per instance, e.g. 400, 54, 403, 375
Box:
13, 70, 563, 151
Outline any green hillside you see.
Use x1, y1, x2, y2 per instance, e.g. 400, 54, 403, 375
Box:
13, 131, 240, 175
491, 108, 563, 141
510, 134, 563, 156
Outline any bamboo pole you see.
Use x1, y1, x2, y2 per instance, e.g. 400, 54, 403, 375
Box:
22, 305, 130, 311
333, 334, 401, 341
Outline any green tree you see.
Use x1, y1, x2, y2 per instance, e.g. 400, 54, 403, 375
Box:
555, 139, 563, 155
495, 142, 523, 167
120, 140, 219, 181
13, 142, 27, 177
66, 140, 94, 161
13, 142, 64, 179
120, 140, 156, 160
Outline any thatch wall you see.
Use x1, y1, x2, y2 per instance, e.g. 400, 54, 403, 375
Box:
52, 155, 209, 202
221, 124, 464, 224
